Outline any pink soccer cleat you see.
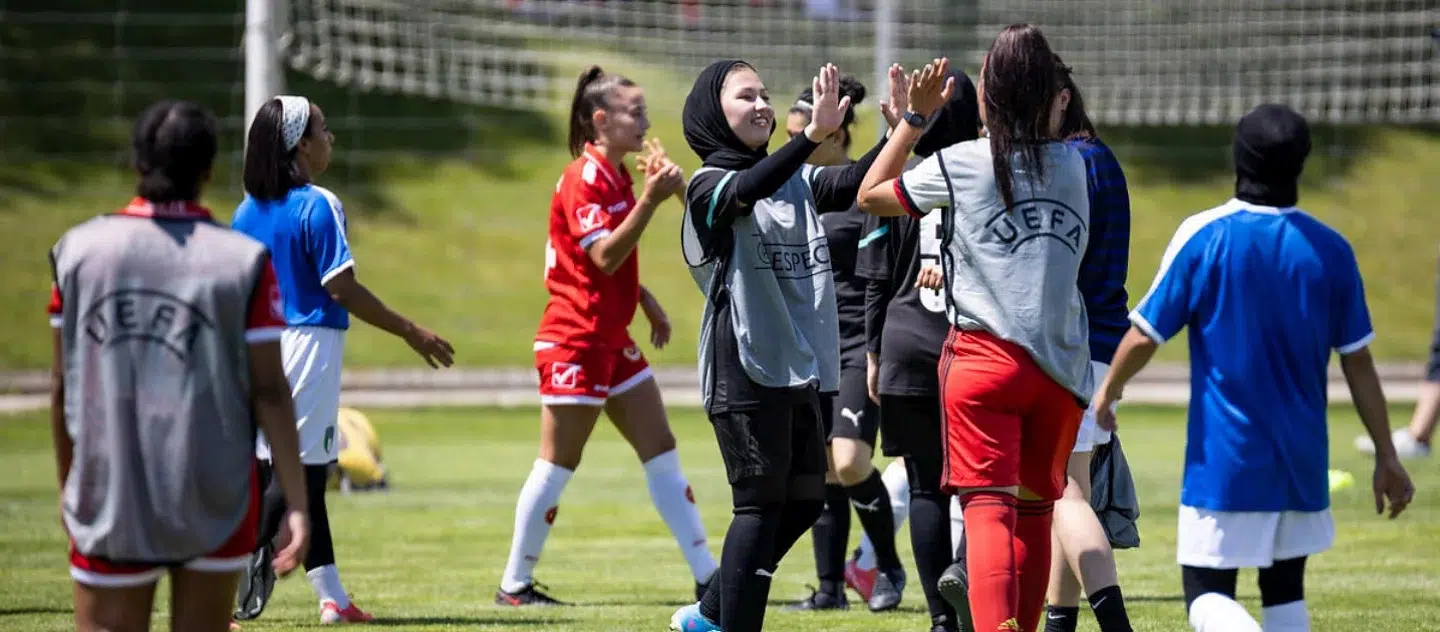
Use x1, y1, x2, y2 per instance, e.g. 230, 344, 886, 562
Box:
320, 599, 375, 624
844, 556, 878, 603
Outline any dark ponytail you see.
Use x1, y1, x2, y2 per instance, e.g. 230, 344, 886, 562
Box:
982, 23, 1065, 210
132, 100, 218, 203
568, 66, 637, 157
243, 99, 312, 201
791, 74, 867, 148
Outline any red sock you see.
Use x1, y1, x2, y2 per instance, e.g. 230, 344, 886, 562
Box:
1015, 499, 1055, 632
961, 492, 1019, 631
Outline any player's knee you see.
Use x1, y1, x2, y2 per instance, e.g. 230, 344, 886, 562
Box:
832, 457, 872, 486
788, 497, 825, 527
1257, 556, 1306, 607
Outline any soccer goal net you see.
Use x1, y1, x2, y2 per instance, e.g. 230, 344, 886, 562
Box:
284, 0, 1438, 125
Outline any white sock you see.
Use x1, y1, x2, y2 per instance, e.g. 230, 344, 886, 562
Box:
644, 449, 718, 583
883, 459, 911, 530
306, 565, 349, 609
1189, 592, 1261, 632
1262, 601, 1309, 632
857, 460, 912, 571
950, 494, 965, 556
500, 458, 574, 593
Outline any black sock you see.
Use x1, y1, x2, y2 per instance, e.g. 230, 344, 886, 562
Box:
302, 464, 335, 570
909, 490, 956, 626
845, 470, 901, 571
699, 571, 722, 620
811, 484, 850, 595
709, 506, 780, 631
1043, 605, 1080, 632
1088, 585, 1133, 632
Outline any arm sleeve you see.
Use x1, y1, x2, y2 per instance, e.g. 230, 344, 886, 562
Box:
1130, 222, 1209, 344
702, 134, 821, 227
1331, 243, 1375, 355
684, 169, 734, 263
246, 256, 287, 344
864, 279, 891, 354
857, 215, 899, 354
895, 152, 952, 219
560, 169, 618, 251
854, 214, 895, 282
305, 195, 356, 285
807, 135, 889, 214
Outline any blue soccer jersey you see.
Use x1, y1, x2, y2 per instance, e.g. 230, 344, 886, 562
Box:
1132, 198, 1374, 513
232, 184, 353, 330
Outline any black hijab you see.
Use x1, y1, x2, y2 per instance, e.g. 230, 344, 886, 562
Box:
1233, 104, 1311, 208
684, 59, 772, 170
914, 69, 982, 158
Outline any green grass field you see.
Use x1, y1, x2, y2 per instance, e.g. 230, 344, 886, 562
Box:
4, 52, 1439, 370
1, 405, 1437, 631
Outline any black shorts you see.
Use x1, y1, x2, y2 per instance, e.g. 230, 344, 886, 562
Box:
821, 367, 881, 446
878, 393, 943, 460
709, 383, 829, 484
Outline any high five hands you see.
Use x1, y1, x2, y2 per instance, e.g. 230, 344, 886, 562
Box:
908, 57, 956, 119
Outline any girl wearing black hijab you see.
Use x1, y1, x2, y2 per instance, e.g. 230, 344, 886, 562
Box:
670, 61, 900, 632
855, 68, 982, 632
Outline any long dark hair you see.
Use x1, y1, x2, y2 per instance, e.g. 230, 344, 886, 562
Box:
790, 75, 866, 148
243, 98, 313, 202
568, 66, 637, 157
1055, 56, 1097, 140
132, 100, 218, 203
983, 24, 1066, 210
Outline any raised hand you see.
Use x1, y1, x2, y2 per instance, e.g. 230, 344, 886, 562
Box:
879, 63, 911, 130
643, 158, 685, 201
805, 63, 852, 140
908, 57, 956, 118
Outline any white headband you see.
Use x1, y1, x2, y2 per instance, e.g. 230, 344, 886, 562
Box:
275, 95, 311, 151
792, 99, 814, 112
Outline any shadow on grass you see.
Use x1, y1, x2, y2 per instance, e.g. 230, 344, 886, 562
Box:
0, 607, 71, 617
0, 0, 559, 219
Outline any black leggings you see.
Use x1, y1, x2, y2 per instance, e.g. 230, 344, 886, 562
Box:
1182, 557, 1307, 611
884, 394, 957, 628
701, 395, 829, 632
258, 462, 335, 571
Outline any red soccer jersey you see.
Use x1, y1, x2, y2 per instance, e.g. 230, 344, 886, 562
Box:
536, 143, 640, 350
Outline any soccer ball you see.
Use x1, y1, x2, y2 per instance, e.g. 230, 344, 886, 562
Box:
328, 407, 389, 492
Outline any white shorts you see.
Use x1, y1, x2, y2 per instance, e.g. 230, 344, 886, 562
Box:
1074, 360, 1114, 453
256, 326, 345, 466
1176, 505, 1334, 569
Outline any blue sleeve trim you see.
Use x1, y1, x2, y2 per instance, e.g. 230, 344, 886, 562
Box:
858, 224, 890, 249
707, 171, 737, 229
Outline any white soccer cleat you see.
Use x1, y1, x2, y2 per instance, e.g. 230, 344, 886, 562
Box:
1354, 429, 1431, 459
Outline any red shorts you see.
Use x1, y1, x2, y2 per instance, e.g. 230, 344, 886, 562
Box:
68, 460, 261, 588
939, 329, 1083, 501
534, 338, 652, 406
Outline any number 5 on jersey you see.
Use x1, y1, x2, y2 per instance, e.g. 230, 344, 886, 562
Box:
918, 212, 945, 313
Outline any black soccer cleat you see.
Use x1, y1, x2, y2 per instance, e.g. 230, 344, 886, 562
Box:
936, 561, 974, 632
495, 581, 566, 607
233, 543, 276, 621
787, 585, 850, 611
868, 567, 905, 612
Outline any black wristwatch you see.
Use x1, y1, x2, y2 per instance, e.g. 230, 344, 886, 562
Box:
902, 110, 927, 128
